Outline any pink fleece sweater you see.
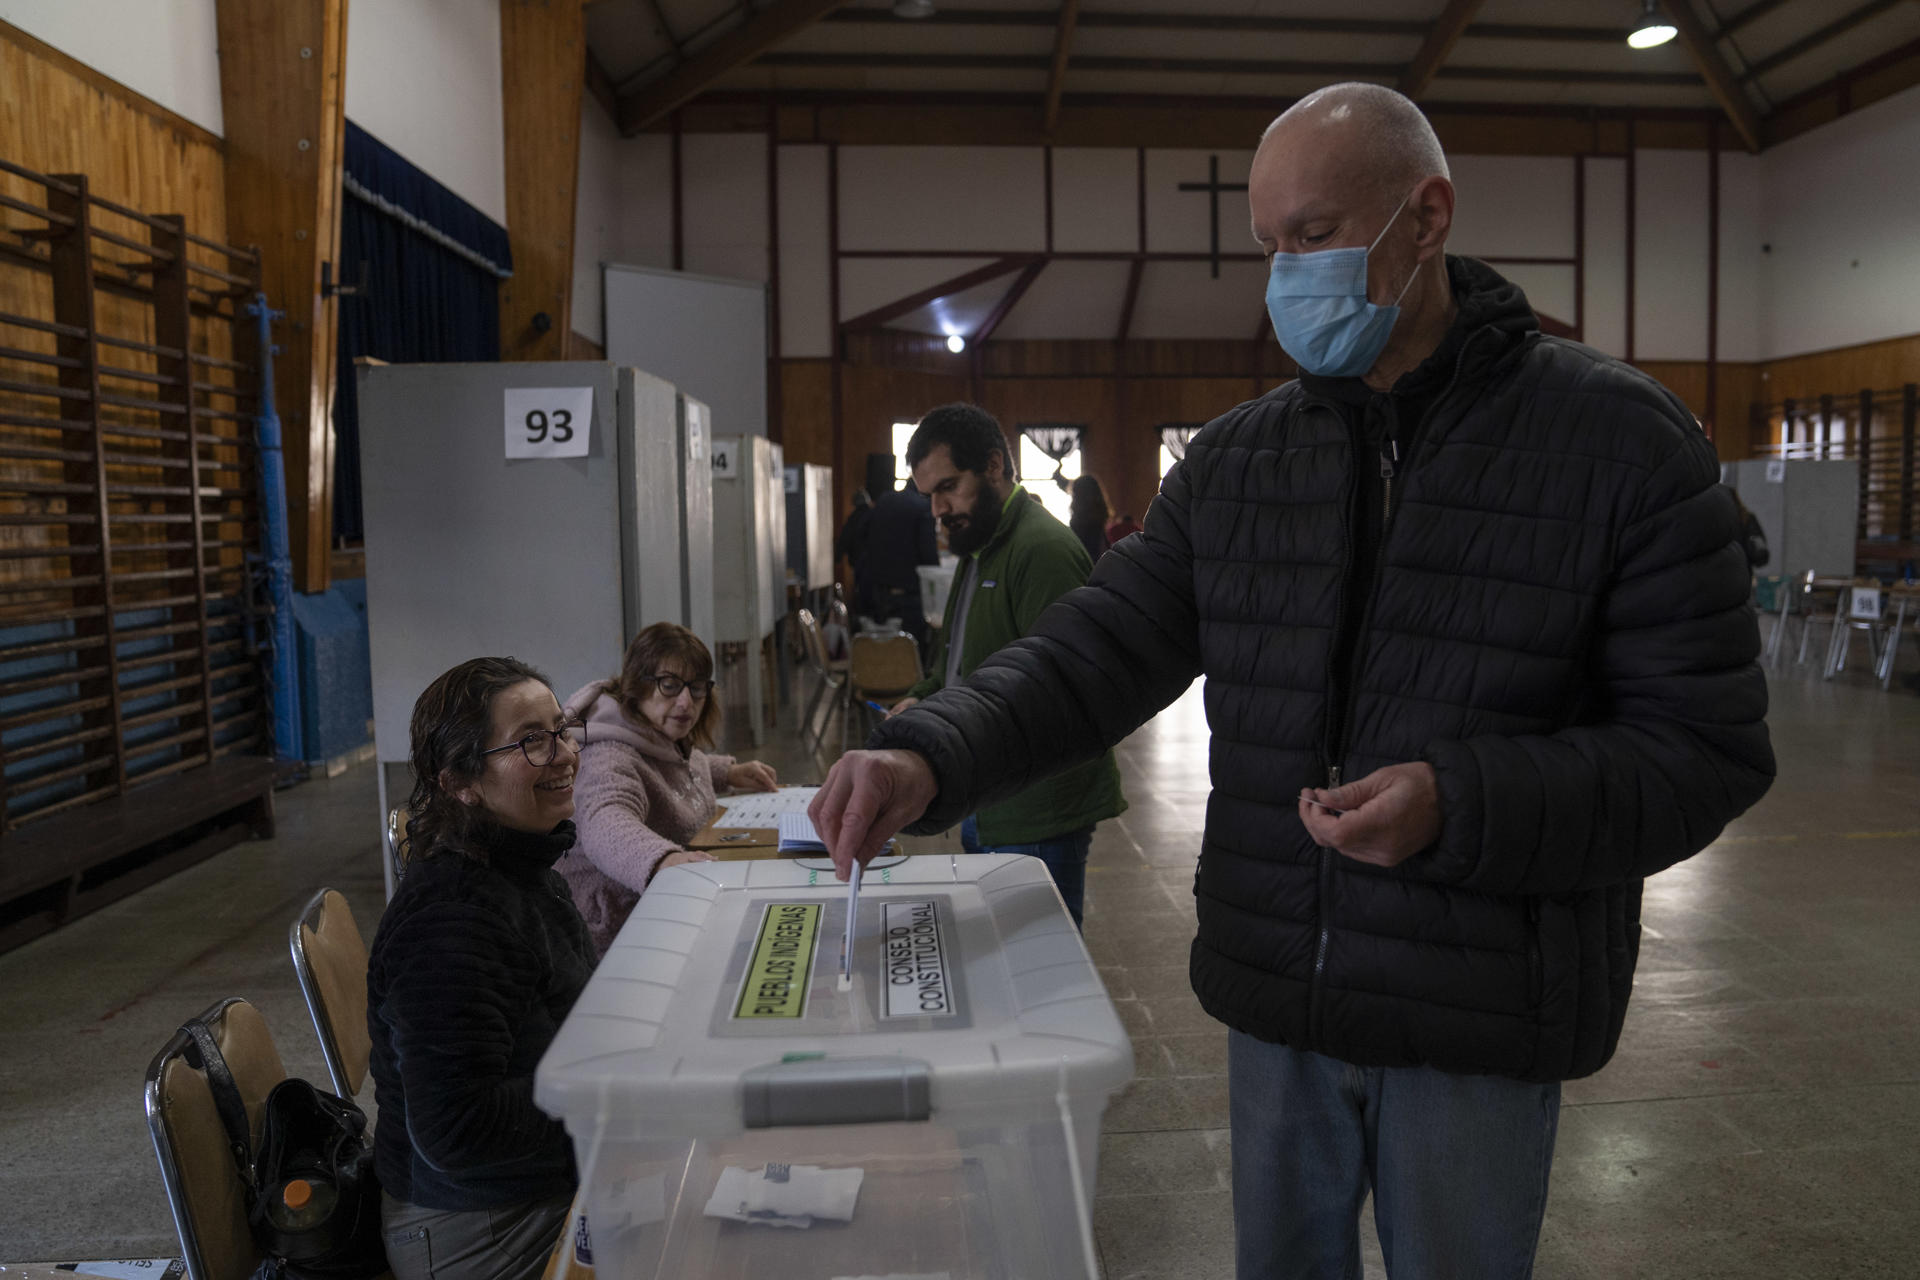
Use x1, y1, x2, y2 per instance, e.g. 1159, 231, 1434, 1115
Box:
555, 681, 734, 955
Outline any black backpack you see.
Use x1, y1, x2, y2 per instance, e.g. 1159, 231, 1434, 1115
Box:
182, 1019, 388, 1280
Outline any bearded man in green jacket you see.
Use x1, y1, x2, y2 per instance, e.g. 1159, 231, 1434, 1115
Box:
887, 402, 1126, 926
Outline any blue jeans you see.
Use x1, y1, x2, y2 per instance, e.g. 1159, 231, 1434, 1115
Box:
959, 815, 1093, 928
1229, 1034, 1559, 1280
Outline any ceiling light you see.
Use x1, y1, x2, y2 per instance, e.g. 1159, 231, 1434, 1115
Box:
946, 334, 966, 354
1627, 0, 1676, 49
893, 0, 936, 19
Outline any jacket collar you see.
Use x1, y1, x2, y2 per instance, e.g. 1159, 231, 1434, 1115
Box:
974, 481, 1033, 560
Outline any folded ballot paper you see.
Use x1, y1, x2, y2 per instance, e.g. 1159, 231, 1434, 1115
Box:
703, 1162, 864, 1229
777, 813, 897, 856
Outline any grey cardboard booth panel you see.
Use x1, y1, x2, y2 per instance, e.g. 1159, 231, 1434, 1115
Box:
1726, 459, 1859, 581
358, 361, 714, 802
786, 463, 835, 590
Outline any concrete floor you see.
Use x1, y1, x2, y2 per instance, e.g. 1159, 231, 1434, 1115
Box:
2, 635, 1918, 1277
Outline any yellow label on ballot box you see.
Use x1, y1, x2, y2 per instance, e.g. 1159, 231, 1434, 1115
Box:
733, 902, 822, 1019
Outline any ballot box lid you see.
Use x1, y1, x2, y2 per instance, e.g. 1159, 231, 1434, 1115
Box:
535, 854, 1133, 1137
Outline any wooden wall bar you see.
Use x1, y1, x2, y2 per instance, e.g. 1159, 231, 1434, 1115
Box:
0, 154, 269, 828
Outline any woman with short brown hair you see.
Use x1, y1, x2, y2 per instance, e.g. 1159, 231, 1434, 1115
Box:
556, 622, 777, 953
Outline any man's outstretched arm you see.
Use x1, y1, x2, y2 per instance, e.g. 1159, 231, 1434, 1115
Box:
811, 447, 1210, 876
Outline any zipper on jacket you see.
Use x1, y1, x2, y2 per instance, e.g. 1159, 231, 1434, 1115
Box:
1381, 437, 1399, 528
1305, 329, 1488, 1050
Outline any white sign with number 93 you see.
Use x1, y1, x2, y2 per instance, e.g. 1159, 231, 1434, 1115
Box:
504, 387, 593, 459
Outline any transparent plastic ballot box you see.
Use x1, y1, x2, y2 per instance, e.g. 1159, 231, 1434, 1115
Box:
535, 853, 1134, 1280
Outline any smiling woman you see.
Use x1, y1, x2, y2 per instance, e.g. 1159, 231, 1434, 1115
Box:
365, 657, 598, 1280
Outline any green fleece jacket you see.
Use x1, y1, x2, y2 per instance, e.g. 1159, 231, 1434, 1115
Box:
905, 488, 1126, 844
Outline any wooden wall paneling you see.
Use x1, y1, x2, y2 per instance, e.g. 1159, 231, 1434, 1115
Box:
501, 0, 586, 363
215, 0, 349, 593
1761, 335, 1920, 405
779, 359, 834, 468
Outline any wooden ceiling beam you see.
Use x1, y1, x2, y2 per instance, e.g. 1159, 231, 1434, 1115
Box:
756, 51, 1699, 86
1715, 0, 1793, 40
1664, 0, 1765, 152
616, 0, 847, 135
1400, 0, 1488, 99
973, 260, 1047, 345
820, 9, 1625, 41
1739, 0, 1906, 82
586, 49, 619, 121
1042, 0, 1082, 136
841, 257, 1037, 331
1116, 258, 1145, 343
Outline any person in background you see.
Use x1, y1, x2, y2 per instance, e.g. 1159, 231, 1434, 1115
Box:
1069, 474, 1113, 562
557, 622, 777, 955
367, 657, 593, 1280
1728, 487, 1769, 570
865, 473, 940, 656
1105, 510, 1145, 545
811, 83, 1773, 1279
887, 403, 1126, 927
835, 487, 875, 619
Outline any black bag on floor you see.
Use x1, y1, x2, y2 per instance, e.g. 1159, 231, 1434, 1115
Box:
183, 1019, 388, 1280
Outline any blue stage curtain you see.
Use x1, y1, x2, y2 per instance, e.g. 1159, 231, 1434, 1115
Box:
331, 121, 513, 544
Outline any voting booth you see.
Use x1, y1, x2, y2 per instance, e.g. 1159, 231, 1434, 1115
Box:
536, 855, 1133, 1280
1726, 458, 1860, 581
786, 463, 836, 591
713, 435, 784, 745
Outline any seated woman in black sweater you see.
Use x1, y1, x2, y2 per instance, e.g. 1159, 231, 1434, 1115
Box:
367, 656, 595, 1280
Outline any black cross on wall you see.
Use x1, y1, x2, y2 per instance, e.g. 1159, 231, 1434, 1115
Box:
1177, 154, 1250, 279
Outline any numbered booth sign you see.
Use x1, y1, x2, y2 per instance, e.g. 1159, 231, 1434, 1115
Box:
1850, 587, 1883, 621
504, 387, 593, 459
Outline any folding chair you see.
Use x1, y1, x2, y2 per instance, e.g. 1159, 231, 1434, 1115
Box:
794, 607, 849, 749
844, 630, 923, 750
290, 888, 373, 1100
144, 997, 288, 1280
1823, 579, 1895, 680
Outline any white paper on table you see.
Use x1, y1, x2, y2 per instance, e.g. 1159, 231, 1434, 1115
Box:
713, 785, 820, 828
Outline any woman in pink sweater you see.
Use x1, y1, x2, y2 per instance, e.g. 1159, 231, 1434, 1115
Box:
557, 622, 777, 953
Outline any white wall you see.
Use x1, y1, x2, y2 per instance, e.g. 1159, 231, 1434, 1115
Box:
345, 0, 506, 226
570, 97, 625, 346
1636, 150, 1712, 362
0, 0, 224, 135
1759, 83, 1920, 358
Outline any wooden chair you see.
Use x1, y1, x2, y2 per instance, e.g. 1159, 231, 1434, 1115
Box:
290, 888, 372, 1100
144, 997, 287, 1280
844, 630, 923, 750
794, 607, 850, 749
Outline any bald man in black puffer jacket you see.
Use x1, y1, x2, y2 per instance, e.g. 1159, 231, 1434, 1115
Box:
811, 85, 1774, 1280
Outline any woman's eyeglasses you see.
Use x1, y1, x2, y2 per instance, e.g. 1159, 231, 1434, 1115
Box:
650, 673, 715, 700
482, 720, 586, 767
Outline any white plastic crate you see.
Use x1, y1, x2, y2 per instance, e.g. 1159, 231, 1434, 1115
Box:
536, 854, 1133, 1280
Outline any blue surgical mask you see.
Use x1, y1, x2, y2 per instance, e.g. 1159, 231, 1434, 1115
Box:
1265, 193, 1418, 378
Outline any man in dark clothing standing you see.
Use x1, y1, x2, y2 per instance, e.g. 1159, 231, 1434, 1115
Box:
836, 488, 875, 617
811, 83, 1774, 1279
864, 477, 940, 656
